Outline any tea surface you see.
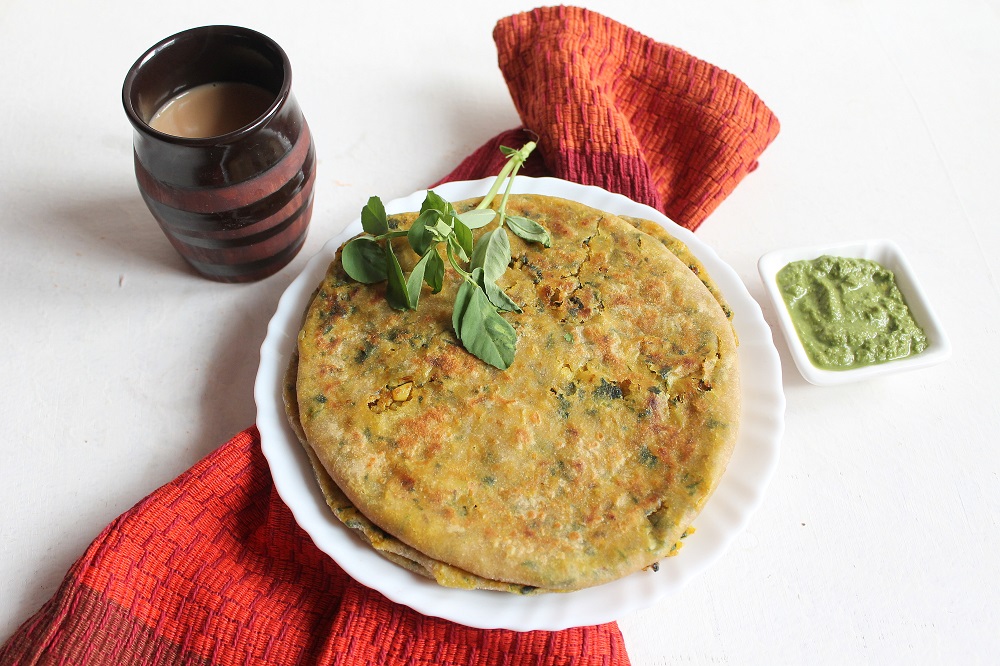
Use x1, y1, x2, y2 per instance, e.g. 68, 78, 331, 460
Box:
149, 82, 274, 138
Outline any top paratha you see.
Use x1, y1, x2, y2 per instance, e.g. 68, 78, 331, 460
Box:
293, 194, 740, 591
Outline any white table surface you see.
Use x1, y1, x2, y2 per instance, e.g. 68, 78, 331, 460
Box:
2, 0, 998, 663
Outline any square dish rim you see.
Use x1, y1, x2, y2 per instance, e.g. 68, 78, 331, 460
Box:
757, 238, 951, 386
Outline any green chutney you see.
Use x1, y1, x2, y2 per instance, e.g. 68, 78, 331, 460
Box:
776, 255, 928, 370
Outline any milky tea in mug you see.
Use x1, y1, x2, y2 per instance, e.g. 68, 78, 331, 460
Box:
123, 26, 316, 282
148, 82, 276, 139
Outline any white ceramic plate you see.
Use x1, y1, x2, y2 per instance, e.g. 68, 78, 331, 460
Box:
255, 177, 784, 631
758, 239, 951, 386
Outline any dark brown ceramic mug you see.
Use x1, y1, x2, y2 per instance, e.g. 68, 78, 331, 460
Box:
123, 26, 315, 282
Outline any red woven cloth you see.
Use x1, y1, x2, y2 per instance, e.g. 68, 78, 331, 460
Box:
440, 6, 779, 230
1, 7, 777, 665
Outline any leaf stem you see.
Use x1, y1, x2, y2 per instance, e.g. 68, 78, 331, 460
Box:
475, 141, 536, 212
446, 243, 472, 281
497, 160, 523, 226
374, 230, 409, 242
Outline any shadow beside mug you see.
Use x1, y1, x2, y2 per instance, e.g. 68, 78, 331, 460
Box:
122, 25, 316, 283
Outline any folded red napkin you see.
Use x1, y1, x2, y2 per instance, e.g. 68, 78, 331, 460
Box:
441, 6, 779, 230
1, 7, 777, 665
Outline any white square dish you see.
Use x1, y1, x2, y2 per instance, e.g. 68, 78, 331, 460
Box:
757, 239, 951, 386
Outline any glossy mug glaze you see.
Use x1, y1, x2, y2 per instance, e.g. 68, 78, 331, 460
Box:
123, 26, 315, 282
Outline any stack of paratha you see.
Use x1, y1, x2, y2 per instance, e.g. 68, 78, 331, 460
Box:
284, 194, 739, 593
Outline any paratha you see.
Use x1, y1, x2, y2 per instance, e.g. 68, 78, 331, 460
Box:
283, 351, 541, 593
290, 194, 740, 592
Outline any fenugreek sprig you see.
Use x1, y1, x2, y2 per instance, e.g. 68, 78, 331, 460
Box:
340, 142, 549, 370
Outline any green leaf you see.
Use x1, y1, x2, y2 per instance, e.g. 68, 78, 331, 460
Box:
499, 145, 519, 157
406, 250, 433, 309
452, 275, 476, 337
431, 218, 453, 241
361, 196, 389, 235
342, 237, 388, 283
421, 190, 452, 216
424, 248, 444, 293
453, 217, 474, 258
385, 243, 411, 310
457, 208, 496, 230
471, 228, 512, 282
468, 251, 520, 312
468, 229, 521, 312
483, 276, 522, 313
407, 210, 437, 255
454, 273, 517, 370
506, 215, 552, 247
468, 231, 488, 274
447, 234, 469, 263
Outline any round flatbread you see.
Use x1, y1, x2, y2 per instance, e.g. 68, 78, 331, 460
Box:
292, 194, 740, 592
283, 350, 540, 593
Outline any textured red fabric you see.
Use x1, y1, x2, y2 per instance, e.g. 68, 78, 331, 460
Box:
440, 6, 780, 230
0, 430, 628, 665
1, 7, 778, 665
